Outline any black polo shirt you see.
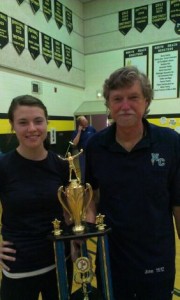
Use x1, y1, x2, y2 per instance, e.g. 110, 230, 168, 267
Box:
86, 119, 180, 281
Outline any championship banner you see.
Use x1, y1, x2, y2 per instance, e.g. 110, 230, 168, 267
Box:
41, 33, 52, 64
64, 44, 72, 71
43, 0, 52, 22
118, 9, 132, 35
170, 0, 180, 35
53, 39, 63, 68
11, 18, 25, 55
152, 1, 167, 29
30, 0, 40, 14
0, 12, 8, 49
175, 22, 180, 35
28, 26, 40, 60
134, 5, 148, 32
16, 0, 25, 4
54, 0, 63, 29
170, 0, 180, 24
65, 7, 73, 34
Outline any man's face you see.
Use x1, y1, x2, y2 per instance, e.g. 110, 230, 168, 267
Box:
108, 80, 148, 129
80, 118, 88, 130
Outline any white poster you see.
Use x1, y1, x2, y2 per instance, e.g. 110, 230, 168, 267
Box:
124, 47, 148, 75
152, 42, 179, 99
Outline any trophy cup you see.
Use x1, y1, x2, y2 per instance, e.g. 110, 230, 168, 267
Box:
58, 149, 92, 234
49, 150, 114, 300
58, 179, 92, 234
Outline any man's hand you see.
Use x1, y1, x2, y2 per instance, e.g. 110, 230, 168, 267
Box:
78, 125, 83, 132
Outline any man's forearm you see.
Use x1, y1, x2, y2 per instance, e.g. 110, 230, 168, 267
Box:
72, 130, 81, 146
86, 189, 99, 223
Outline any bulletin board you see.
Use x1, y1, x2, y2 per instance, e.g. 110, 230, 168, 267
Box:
147, 114, 180, 133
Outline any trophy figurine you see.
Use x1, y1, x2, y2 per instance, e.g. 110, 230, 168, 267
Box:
58, 150, 93, 234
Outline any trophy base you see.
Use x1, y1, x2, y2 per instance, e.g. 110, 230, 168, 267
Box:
49, 223, 113, 300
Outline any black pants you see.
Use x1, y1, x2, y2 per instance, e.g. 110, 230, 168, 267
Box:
95, 254, 175, 300
0, 269, 59, 300
96, 267, 174, 300
111, 277, 174, 300
0, 259, 73, 300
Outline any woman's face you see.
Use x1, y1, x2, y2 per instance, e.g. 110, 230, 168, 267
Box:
11, 105, 48, 150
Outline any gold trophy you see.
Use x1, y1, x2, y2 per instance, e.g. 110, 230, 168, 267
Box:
58, 150, 93, 234
51, 150, 113, 299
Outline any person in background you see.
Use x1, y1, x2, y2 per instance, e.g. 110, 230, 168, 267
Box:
71, 116, 96, 184
0, 95, 72, 300
86, 66, 180, 300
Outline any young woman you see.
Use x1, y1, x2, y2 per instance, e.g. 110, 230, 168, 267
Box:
0, 95, 72, 300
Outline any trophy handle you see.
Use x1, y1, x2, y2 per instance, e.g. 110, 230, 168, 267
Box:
83, 183, 93, 220
58, 185, 72, 220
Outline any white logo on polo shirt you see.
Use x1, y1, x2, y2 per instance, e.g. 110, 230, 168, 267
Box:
151, 153, 165, 167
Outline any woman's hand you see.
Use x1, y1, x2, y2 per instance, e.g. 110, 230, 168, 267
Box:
0, 241, 16, 271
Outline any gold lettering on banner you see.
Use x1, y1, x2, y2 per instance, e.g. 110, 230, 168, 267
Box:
54, 0, 63, 29
0, 12, 8, 48
11, 18, 25, 54
30, 0, 40, 14
43, 0, 52, 21
152, 1, 167, 28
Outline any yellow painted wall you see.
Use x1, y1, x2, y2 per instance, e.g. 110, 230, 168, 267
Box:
0, 119, 74, 134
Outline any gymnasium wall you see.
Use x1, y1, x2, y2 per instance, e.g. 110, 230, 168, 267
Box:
0, 0, 84, 154
0, 0, 179, 155
83, 0, 180, 116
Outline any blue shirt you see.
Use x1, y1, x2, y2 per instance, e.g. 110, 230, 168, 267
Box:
72, 125, 96, 150
86, 119, 180, 281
